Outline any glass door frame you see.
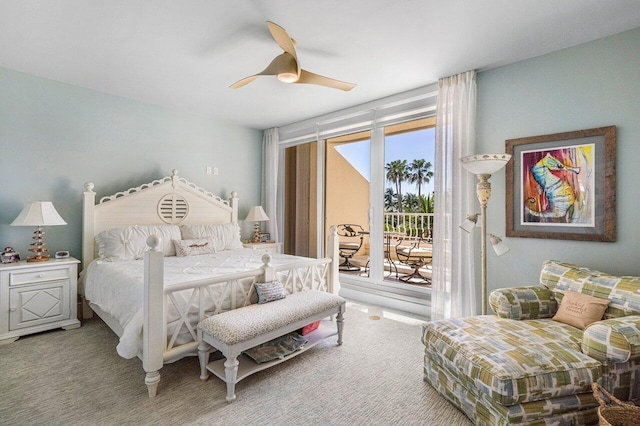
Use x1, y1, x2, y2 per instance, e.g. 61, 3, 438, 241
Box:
315, 125, 431, 299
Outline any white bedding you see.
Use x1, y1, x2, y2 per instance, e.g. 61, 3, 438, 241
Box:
81, 249, 310, 359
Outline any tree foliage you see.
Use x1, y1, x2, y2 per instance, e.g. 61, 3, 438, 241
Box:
385, 159, 409, 213
385, 158, 434, 213
408, 159, 433, 199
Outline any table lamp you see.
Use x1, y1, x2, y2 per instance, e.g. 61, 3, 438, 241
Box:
11, 201, 67, 262
245, 205, 270, 243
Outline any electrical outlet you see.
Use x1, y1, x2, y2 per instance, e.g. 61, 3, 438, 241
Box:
213, 167, 219, 175
206, 166, 212, 175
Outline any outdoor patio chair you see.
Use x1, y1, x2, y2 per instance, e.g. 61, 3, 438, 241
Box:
395, 231, 432, 283
336, 224, 366, 272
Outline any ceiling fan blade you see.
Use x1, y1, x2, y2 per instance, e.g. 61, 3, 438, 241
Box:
295, 69, 356, 91
230, 53, 299, 89
230, 75, 260, 89
266, 21, 300, 75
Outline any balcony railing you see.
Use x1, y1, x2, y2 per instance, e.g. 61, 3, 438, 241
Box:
384, 212, 434, 240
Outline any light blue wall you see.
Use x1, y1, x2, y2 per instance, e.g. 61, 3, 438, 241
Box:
0, 67, 262, 262
476, 27, 640, 301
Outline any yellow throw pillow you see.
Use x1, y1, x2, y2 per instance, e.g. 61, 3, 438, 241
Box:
552, 290, 610, 329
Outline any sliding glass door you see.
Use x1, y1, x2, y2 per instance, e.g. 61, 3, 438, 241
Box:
283, 118, 435, 294
325, 131, 371, 281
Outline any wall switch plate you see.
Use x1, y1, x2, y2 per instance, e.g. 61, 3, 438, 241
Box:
206, 166, 212, 174
213, 167, 219, 175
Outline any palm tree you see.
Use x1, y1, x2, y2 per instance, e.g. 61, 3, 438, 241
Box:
408, 159, 433, 199
419, 192, 434, 214
385, 159, 408, 212
403, 193, 420, 212
384, 188, 397, 212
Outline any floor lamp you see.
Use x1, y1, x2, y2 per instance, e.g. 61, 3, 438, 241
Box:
460, 153, 511, 314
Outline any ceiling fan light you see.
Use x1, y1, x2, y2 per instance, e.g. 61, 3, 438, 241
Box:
277, 72, 298, 83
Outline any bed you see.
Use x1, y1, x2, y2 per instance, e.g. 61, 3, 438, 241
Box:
80, 170, 340, 397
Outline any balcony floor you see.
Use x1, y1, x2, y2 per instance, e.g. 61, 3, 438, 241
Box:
341, 255, 432, 287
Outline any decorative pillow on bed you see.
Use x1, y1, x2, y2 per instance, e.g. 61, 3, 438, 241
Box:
95, 225, 181, 261
172, 239, 217, 257
179, 223, 243, 251
254, 281, 287, 304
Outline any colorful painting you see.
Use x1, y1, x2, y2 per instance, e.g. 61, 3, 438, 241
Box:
520, 144, 595, 226
505, 126, 616, 242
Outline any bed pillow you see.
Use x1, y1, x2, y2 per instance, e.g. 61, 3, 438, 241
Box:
179, 223, 243, 251
173, 239, 217, 257
552, 290, 610, 329
254, 281, 287, 304
95, 225, 181, 261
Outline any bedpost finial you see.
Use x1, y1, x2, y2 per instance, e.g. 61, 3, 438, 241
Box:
85, 182, 95, 192
330, 225, 337, 235
230, 191, 237, 198
261, 253, 272, 266
171, 170, 179, 189
146, 235, 162, 251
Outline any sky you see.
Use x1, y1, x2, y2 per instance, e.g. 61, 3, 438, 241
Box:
335, 127, 436, 196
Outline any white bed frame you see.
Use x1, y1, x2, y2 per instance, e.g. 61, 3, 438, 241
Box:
81, 170, 340, 397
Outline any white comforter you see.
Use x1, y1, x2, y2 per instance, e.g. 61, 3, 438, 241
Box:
81, 249, 309, 359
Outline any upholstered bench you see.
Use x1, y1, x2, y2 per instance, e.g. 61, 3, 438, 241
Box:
197, 290, 345, 401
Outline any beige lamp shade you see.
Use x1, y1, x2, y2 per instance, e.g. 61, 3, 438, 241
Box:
490, 234, 510, 256
460, 153, 511, 175
245, 205, 270, 222
11, 201, 67, 227
459, 213, 480, 233
11, 201, 66, 262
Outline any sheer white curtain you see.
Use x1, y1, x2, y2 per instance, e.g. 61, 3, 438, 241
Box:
261, 128, 279, 241
431, 70, 478, 320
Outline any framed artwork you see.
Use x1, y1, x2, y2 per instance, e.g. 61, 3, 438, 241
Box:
260, 232, 271, 243
505, 126, 616, 241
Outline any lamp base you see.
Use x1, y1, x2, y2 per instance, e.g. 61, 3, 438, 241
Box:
251, 223, 262, 243
28, 226, 50, 262
27, 255, 50, 262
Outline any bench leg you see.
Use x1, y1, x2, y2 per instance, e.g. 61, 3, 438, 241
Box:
145, 371, 161, 398
224, 356, 239, 402
198, 339, 211, 381
337, 308, 344, 346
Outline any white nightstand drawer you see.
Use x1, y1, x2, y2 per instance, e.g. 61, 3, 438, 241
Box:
9, 280, 71, 330
9, 267, 71, 286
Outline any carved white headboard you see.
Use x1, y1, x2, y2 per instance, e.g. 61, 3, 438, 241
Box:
82, 170, 238, 266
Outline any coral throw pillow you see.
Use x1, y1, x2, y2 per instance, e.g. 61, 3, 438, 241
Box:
552, 290, 610, 329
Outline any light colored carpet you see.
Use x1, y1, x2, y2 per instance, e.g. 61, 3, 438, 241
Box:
0, 301, 472, 426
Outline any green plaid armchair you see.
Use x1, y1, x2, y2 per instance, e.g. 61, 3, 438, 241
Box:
422, 260, 640, 426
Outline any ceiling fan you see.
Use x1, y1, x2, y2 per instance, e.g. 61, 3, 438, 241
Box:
230, 21, 356, 91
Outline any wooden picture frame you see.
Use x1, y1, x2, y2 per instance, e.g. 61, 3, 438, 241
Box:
505, 126, 616, 242
260, 232, 271, 243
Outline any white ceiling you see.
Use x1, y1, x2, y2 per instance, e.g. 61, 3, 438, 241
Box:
2, 1, 640, 130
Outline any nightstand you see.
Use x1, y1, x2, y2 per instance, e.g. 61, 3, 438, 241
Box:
242, 242, 283, 254
0, 257, 81, 344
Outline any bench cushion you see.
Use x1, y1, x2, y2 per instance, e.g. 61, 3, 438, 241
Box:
198, 290, 345, 345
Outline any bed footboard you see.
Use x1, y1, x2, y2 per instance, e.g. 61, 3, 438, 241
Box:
141, 231, 340, 397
